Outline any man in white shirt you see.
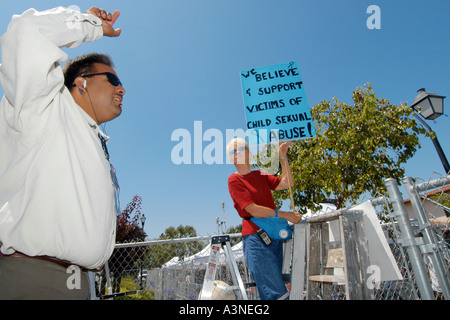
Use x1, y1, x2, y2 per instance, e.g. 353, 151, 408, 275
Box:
0, 6, 125, 299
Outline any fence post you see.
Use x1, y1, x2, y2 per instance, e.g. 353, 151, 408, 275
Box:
384, 178, 435, 300
403, 176, 450, 299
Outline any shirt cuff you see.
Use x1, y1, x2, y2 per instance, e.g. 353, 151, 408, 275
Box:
83, 14, 103, 40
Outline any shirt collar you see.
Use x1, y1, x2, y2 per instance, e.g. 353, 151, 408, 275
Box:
78, 106, 110, 142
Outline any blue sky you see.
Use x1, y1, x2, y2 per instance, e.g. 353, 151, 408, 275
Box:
1, 1, 449, 239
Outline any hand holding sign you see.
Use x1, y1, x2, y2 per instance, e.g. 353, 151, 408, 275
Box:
278, 141, 292, 158
240, 62, 315, 213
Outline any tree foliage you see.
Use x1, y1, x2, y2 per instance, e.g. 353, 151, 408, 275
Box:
158, 225, 198, 240
224, 224, 242, 246
116, 195, 146, 243
258, 84, 427, 212
150, 225, 206, 268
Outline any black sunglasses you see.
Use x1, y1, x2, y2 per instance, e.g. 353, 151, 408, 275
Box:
80, 72, 123, 87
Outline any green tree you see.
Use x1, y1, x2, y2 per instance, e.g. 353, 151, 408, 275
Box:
225, 225, 242, 246
257, 84, 426, 212
226, 224, 242, 234
159, 225, 198, 240
150, 225, 206, 268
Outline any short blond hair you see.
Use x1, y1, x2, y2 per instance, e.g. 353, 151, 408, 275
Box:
226, 138, 250, 163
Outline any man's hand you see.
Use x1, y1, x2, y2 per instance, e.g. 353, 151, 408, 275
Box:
86, 7, 121, 37
284, 211, 302, 224
275, 140, 294, 191
278, 140, 292, 159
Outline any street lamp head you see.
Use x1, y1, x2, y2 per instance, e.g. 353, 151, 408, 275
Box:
410, 88, 446, 120
140, 214, 147, 228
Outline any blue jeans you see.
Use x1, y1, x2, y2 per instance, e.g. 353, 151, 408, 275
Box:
243, 233, 287, 300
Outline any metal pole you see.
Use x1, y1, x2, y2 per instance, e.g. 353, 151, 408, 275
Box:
114, 233, 242, 249
223, 240, 248, 300
414, 174, 450, 193
403, 176, 450, 299
431, 137, 450, 174
384, 178, 435, 299
413, 113, 450, 174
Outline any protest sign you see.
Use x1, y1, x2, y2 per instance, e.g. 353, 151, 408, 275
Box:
241, 61, 315, 145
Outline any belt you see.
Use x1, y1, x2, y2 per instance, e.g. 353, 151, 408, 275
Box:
0, 251, 100, 272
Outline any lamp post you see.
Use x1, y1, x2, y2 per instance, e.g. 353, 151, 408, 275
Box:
139, 214, 146, 290
410, 88, 450, 174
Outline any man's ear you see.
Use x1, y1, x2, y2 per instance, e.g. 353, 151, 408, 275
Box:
72, 77, 86, 94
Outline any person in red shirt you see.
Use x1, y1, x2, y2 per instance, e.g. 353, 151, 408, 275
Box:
227, 138, 302, 300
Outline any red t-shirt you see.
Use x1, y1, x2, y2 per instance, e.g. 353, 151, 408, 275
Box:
228, 170, 281, 236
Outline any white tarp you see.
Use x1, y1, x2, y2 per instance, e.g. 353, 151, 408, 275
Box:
163, 241, 244, 269
349, 201, 403, 282
303, 203, 337, 219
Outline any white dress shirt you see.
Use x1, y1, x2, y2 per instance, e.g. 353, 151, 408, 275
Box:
0, 7, 117, 270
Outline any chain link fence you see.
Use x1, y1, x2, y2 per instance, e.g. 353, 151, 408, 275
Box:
91, 174, 449, 300
92, 234, 257, 300
304, 173, 449, 300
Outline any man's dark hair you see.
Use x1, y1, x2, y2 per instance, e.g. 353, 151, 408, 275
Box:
63, 53, 114, 91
